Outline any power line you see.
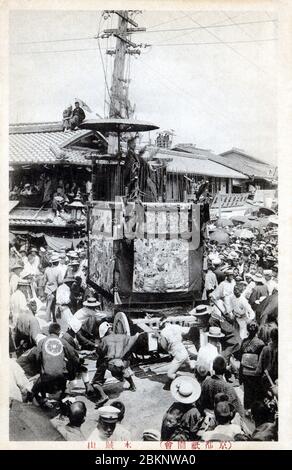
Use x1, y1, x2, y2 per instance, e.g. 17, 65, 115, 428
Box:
180, 11, 274, 77
151, 12, 244, 46
10, 37, 277, 55
147, 19, 276, 33
11, 19, 277, 46
152, 38, 276, 46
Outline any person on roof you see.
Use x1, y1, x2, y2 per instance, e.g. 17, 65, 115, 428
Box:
70, 101, 86, 130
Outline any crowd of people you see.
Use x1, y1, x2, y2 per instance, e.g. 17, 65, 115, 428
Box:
10, 175, 91, 218
9, 206, 278, 442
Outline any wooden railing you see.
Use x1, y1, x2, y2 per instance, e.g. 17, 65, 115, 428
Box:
211, 192, 249, 208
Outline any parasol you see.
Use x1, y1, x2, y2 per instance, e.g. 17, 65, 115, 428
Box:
268, 215, 278, 226
231, 215, 248, 225
216, 218, 234, 228
209, 229, 230, 244
258, 207, 275, 216
80, 118, 159, 133
233, 228, 255, 239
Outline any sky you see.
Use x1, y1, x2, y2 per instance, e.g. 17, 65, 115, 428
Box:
9, 10, 277, 164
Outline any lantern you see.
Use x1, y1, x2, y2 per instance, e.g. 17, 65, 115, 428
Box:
68, 196, 85, 221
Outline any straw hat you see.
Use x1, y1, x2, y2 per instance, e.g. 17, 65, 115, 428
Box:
252, 273, 265, 284
206, 326, 225, 338
142, 429, 160, 441
189, 305, 211, 316
11, 262, 24, 271
170, 376, 201, 404
83, 297, 101, 308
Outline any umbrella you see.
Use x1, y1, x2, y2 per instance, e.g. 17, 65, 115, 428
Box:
234, 228, 255, 239
209, 229, 230, 244
231, 215, 248, 225
80, 118, 159, 134
258, 207, 275, 216
216, 218, 234, 228
268, 215, 278, 225
242, 220, 261, 230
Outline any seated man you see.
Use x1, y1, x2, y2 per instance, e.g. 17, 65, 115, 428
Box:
52, 187, 69, 215
161, 376, 202, 441
201, 399, 243, 441
62, 105, 73, 131
70, 101, 85, 130
197, 356, 244, 418
14, 303, 41, 356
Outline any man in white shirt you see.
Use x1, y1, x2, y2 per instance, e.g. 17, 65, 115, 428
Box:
10, 263, 23, 295
156, 319, 194, 389
88, 406, 120, 442
242, 272, 255, 300
196, 326, 225, 374
229, 285, 255, 340
203, 263, 218, 299
264, 270, 278, 296
44, 255, 63, 321
211, 271, 235, 313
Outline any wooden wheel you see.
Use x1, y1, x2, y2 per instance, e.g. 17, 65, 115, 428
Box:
113, 311, 131, 336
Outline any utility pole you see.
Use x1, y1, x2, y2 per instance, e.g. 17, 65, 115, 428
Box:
100, 10, 149, 154
109, 11, 129, 119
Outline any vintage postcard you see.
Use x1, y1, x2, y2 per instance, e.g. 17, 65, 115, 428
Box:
0, 0, 292, 454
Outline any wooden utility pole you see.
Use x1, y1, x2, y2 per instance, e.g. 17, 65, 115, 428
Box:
109, 11, 129, 119
102, 10, 147, 154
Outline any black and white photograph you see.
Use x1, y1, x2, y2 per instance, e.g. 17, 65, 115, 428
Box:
1, 2, 291, 452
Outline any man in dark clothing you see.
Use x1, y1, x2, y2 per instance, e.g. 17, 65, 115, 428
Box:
70, 102, 85, 130
70, 276, 84, 313
91, 322, 140, 398
197, 356, 244, 417
32, 323, 67, 406
76, 315, 99, 350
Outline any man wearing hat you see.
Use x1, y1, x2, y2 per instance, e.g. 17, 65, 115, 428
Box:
211, 270, 235, 314
73, 297, 102, 326
10, 279, 29, 327
264, 270, 277, 296
203, 262, 218, 299
10, 262, 24, 295
161, 376, 202, 441
196, 326, 225, 374
249, 273, 269, 311
44, 255, 63, 321
229, 284, 255, 340
88, 405, 120, 441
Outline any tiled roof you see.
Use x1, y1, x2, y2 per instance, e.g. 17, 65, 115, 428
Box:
9, 207, 85, 227
173, 144, 276, 179
9, 123, 94, 166
143, 146, 248, 179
